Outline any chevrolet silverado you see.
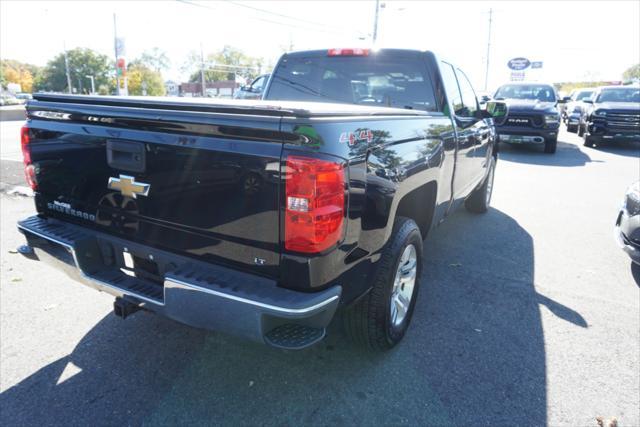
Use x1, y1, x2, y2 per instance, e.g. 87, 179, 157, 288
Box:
17, 48, 506, 351
579, 85, 640, 147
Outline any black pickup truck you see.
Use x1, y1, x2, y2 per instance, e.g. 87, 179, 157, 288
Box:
17, 48, 506, 351
579, 85, 640, 147
492, 82, 564, 153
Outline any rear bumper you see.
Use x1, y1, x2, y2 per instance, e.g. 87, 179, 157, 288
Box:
17, 216, 341, 348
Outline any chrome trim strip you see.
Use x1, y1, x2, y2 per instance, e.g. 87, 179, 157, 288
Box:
165, 277, 339, 315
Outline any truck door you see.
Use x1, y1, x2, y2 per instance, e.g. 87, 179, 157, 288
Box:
455, 68, 491, 185
439, 61, 482, 198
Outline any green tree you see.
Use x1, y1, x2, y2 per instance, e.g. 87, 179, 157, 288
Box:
138, 47, 170, 73
127, 62, 165, 96
623, 64, 640, 81
184, 46, 263, 83
1, 59, 42, 92
36, 48, 114, 94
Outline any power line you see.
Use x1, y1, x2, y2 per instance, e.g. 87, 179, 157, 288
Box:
177, 0, 363, 38
223, 0, 350, 34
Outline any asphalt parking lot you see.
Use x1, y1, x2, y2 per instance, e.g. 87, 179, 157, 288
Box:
1, 122, 639, 426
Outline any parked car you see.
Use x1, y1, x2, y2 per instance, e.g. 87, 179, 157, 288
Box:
564, 88, 595, 132
17, 48, 507, 351
233, 74, 270, 100
615, 181, 640, 265
579, 85, 640, 147
492, 82, 565, 153
0, 93, 21, 106
15, 92, 33, 101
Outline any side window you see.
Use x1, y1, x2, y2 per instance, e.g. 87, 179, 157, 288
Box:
251, 76, 266, 92
455, 69, 479, 117
440, 62, 464, 116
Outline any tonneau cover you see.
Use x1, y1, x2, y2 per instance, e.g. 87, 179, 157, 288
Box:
31, 93, 429, 118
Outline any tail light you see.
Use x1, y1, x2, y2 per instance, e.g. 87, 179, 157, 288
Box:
327, 48, 370, 57
285, 155, 345, 253
20, 125, 37, 190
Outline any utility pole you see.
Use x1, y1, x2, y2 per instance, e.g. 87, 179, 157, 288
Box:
113, 14, 120, 95
484, 8, 493, 91
63, 42, 72, 94
85, 75, 95, 94
372, 0, 380, 45
200, 43, 206, 97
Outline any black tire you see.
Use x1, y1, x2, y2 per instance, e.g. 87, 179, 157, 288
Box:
583, 134, 596, 148
544, 137, 557, 154
465, 156, 496, 214
344, 217, 423, 351
577, 123, 585, 137
567, 124, 577, 133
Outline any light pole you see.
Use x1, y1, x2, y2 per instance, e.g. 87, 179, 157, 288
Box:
484, 8, 493, 91
372, 0, 380, 44
63, 42, 72, 94
85, 75, 95, 94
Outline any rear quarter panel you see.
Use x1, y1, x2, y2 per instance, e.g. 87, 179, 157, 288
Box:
279, 114, 454, 300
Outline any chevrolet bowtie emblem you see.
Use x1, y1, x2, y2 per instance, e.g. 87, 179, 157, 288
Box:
107, 175, 150, 198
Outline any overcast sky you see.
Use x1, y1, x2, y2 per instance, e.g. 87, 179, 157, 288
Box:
1, 0, 639, 91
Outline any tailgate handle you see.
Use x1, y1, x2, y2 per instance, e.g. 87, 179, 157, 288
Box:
107, 140, 146, 173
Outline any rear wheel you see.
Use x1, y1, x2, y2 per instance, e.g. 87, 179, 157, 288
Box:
344, 217, 422, 351
465, 156, 496, 213
544, 137, 557, 154
577, 123, 585, 137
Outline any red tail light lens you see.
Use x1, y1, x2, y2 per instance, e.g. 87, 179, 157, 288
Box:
20, 125, 31, 165
327, 48, 370, 57
285, 155, 345, 253
20, 125, 37, 190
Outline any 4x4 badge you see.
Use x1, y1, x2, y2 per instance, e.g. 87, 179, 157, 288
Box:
107, 175, 150, 198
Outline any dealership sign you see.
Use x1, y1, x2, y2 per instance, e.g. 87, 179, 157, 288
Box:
507, 57, 531, 70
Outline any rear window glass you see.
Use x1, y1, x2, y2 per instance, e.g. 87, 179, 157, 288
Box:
266, 54, 438, 112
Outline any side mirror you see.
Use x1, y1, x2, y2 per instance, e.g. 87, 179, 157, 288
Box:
483, 100, 508, 126
480, 95, 491, 103
582, 98, 593, 104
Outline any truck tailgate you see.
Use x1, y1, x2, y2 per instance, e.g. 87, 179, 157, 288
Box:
25, 98, 284, 278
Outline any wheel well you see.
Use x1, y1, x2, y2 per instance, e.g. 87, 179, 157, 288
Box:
396, 181, 437, 239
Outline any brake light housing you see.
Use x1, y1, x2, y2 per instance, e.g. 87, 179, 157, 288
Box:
20, 125, 37, 190
285, 155, 345, 253
327, 48, 370, 57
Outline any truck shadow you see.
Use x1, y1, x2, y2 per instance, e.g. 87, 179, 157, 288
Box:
0, 208, 587, 426
593, 141, 640, 159
499, 140, 598, 167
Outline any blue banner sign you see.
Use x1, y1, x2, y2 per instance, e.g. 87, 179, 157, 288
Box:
507, 58, 531, 70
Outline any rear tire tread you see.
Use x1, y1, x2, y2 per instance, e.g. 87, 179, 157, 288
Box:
344, 217, 422, 351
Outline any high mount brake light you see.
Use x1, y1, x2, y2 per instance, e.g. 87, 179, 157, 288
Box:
285, 155, 345, 254
20, 125, 37, 190
327, 48, 370, 57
